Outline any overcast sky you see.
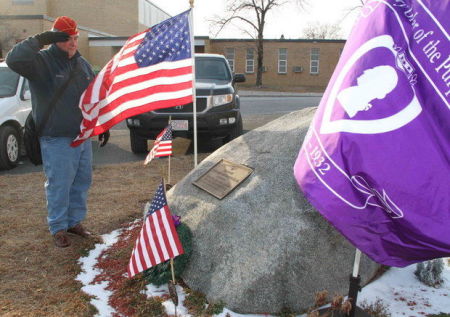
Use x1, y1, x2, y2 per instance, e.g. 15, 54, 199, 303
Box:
149, 0, 363, 39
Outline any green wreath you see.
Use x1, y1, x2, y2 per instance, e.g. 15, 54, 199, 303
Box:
143, 222, 192, 286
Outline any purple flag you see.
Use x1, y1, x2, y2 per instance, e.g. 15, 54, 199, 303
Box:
294, 0, 450, 267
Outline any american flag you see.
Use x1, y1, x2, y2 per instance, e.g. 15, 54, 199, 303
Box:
144, 124, 173, 165
128, 181, 184, 278
71, 10, 193, 147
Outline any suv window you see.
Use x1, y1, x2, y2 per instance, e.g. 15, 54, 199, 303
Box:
20, 78, 30, 100
0, 68, 20, 98
195, 57, 231, 81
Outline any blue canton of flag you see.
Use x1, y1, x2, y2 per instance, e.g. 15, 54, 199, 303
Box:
135, 10, 191, 67
146, 181, 167, 217
160, 124, 173, 142
144, 125, 173, 165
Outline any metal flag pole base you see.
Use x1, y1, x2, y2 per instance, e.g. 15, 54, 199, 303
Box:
347, 274, 361, 317
345, 249, 371, 317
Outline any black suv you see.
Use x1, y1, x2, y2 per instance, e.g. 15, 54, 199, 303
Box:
126, 54, 246, 153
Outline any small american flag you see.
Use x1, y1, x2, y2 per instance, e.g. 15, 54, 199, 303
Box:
71, 10, 193, 146
144, 124, 173, 165
128, 181, 184, 278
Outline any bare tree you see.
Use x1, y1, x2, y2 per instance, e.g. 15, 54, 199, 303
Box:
211, 0, 306, 87
354, 0, 365, 9
342, 0, 365, 21
302, 22, 342, 39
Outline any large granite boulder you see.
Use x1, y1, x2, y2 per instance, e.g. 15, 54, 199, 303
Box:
167, 108, 379, 314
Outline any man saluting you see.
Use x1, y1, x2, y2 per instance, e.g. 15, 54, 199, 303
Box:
6, 16, 109, 248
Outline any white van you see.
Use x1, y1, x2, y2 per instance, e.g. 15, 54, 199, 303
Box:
0, 61, 32, 170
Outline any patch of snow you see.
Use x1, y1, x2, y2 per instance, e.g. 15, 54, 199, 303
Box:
214, 308, 275, 317
77, 228, 449, 317
153, 284, 192, 316
359, 259, 450, 316
76, 229, 122, 317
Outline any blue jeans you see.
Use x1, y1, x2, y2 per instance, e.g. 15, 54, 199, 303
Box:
40, 137, 92, 235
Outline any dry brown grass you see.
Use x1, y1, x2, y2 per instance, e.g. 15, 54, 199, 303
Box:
0, 154, 207, 316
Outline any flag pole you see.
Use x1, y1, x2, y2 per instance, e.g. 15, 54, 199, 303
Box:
162, 178, 179, 314
170, 258, 176, 282
170, 258, 178, 316
189, 0, 198, 167
162, 180, 176, 283
347, 249, 362, 317
168, 116, 172, 185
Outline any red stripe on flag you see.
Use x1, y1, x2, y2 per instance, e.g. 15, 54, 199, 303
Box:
130, 238, 140, 277
139, 220, 153, 270
116, 49, 139, 63
98, 80, 193, 116
157, 206, 175, 258
94, 95, 192, 132
96, 60, 115, 103
142, 218, 157, 267
110, 66, 192, 92
136, 240, 146, 273
71, 94, 193, 147
127, 248, 134, 277
163, 207, 184, 254
110, 62, 140, 78
149, 212, 165, 262
82, 61, 113, 107
155, 151, 172, 158
124, 34, 145, 48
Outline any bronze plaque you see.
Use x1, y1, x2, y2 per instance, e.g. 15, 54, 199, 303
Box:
193, 159, 253, 199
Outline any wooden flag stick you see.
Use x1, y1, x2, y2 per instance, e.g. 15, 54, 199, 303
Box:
157, 161, 164, 180
170, 258, 176, 283
161, 180, 175, 283
168, 258, 178, 315
168, 156, 171, 185
163, 178, 179, 314
189, 0, 194, 8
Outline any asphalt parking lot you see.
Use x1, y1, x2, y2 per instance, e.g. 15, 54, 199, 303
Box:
0, 93, 321, 175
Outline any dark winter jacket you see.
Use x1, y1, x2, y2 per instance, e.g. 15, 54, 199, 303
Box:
6, 37, 94, 138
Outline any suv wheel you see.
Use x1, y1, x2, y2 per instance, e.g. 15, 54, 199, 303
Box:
0, 125, 20, 170
130, 129, 148, 154
223, 115, 243, 144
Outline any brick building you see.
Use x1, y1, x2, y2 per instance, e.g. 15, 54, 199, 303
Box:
1, 0, 345, 90
207, 38, 345, 90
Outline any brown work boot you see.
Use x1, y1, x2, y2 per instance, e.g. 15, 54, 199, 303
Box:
53, 230, 70, 248
67, 223, 91, 238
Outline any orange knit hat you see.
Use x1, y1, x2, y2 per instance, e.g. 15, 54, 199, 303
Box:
52, 16, 79, 36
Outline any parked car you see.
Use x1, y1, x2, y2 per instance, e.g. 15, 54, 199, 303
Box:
0, 62, 32, 170
126, 53, 246, 153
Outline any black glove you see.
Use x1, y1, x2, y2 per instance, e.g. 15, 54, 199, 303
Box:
98, 131, 110, 147
35, 31, 69, 47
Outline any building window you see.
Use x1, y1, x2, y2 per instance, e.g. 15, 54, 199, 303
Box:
278, 48, 287, 74
310, 48, 320, 74
225, 48, 235, 72
246, 48, 254, 73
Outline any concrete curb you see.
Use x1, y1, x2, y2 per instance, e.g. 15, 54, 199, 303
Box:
238, 90, 323, 97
